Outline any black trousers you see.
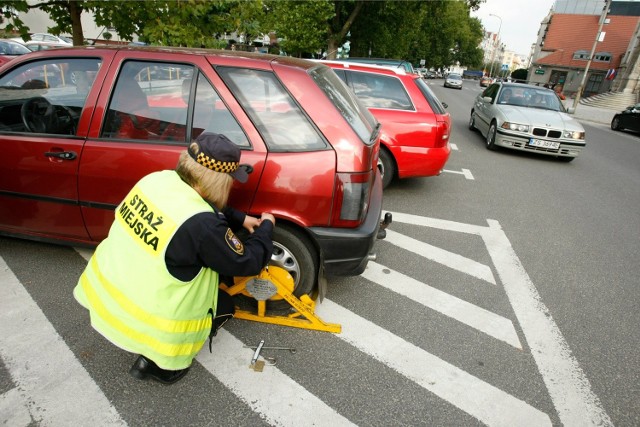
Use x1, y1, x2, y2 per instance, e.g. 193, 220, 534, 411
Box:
213, 289, 235, 330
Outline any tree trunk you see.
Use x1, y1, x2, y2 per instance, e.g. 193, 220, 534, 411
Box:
327, 38, 338, 59
69, 1, 84, 46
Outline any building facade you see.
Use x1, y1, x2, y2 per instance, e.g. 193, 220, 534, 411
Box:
528, 0, 640, 98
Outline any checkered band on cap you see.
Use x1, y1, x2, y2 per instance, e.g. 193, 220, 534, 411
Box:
195, 152, 239, 173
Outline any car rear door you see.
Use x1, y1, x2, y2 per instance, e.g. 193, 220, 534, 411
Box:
0, 55, 108, 242
79, 51, 267, 241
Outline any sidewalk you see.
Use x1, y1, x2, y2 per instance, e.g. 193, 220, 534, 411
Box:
564, 101, 617, 126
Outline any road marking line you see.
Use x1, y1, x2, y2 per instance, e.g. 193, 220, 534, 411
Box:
197, 330, 355, 427
316, 299, 552, 427
0, 388, 31, 426
443, 168, 474, 180
450, 143, 459, 151
482, 221, 613, 426
363, 261, 522, 348
0, 258, 126, 426
385, 229, 496, 284
386, 210, 487, 235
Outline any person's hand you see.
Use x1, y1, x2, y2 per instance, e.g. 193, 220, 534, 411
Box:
242, 215, 261, 233
260, 212, 275, 226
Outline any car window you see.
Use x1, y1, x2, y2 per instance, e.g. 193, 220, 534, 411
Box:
346, 70, 413, 111
309, 65, 377, 146
217, 66, 327, 152
415, 78, 446, 115
0, 58, 101, 135
101, 60, 195, 142
188, 72, 249, 147
482, 84, 499, 101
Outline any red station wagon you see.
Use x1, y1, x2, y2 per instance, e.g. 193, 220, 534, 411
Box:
0, 46, 387, 298
322, 60, 451, 188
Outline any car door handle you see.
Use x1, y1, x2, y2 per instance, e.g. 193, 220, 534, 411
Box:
45, 151, 77, 160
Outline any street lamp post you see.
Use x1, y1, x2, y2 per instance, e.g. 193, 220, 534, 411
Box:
488, 14, 502, 78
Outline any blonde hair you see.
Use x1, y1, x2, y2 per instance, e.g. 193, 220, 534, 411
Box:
176, 142, 234, 208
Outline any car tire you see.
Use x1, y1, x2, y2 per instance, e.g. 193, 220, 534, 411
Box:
270, 224, 318, 298
378, 147, 396, 189
611, 116, 622, 131
468, 111, 476, 131
486, 121, 498, 151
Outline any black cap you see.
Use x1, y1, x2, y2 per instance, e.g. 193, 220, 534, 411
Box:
189, 133, 249, 183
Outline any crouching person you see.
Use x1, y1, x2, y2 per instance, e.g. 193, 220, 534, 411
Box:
74, 132, 275, 385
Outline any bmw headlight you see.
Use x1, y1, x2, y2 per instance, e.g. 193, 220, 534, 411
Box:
563, 130, 585, 140
501, 122, 530, 132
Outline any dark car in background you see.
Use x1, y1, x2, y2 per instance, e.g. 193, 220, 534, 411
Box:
611, 103, 640, 133
321, 60, 451, 189
0, 46, 386, 299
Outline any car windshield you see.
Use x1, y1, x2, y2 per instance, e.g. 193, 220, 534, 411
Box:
497, 86, 563, 112
448, 74, 461, 80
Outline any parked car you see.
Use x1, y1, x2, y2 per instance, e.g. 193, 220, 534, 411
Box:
479, 76, 492, 87
468, 82, 585, 161
339, 57, 415, 74
611, 103, 640, 133
23, 41, 70, 52
0, 46, 386, 299
321, 60, 451, 188
13, 33, 72, 46
444, 73, 463, 89
0, 39, 31, 66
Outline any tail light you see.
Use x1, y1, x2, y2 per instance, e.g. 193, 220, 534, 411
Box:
330, 171, 373, 228
434, 119, 450, 148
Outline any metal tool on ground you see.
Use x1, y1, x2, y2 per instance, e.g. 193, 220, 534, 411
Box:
222, 266, 341, 333
244, 344, 297, 354
248, 340, 277, 371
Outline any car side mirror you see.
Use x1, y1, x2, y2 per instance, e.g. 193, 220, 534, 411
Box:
483, 96, 493, 103
566, 107, 575, 114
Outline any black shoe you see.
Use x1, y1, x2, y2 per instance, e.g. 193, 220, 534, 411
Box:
129, 355, 190, 385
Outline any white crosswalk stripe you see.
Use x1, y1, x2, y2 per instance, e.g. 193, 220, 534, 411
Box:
315, 299, 552, 427
0, 258, 127, 426
197, 331, 355, 427
362, 261, 522, 348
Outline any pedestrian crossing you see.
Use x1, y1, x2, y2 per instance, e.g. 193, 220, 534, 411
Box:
0, 211, 612, 426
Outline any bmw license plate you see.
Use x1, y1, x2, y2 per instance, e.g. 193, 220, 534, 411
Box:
529, 138, 560, 150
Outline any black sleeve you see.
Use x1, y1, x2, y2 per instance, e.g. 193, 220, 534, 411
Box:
166, 211, 273, 281
221, 206, 246, 232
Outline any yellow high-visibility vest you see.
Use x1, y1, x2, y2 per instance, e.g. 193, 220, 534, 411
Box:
74, 170, 218, 370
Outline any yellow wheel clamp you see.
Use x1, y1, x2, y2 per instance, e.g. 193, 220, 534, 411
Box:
222, 266, 341, 333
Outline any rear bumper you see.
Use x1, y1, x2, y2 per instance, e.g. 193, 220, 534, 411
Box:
308, 172, 384, 276
393, 144, 450, 178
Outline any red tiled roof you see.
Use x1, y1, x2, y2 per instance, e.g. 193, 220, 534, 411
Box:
535, 13, 639, 70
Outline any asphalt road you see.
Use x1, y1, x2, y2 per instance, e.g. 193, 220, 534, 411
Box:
1, 79, 639, 426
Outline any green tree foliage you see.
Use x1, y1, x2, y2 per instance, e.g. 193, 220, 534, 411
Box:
347, 0, 483, 69
0, 0, 485, 68
262, 0, 334, 56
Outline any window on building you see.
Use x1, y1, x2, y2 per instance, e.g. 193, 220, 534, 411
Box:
594, 52, 612, 62
572, 50, 590, 60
